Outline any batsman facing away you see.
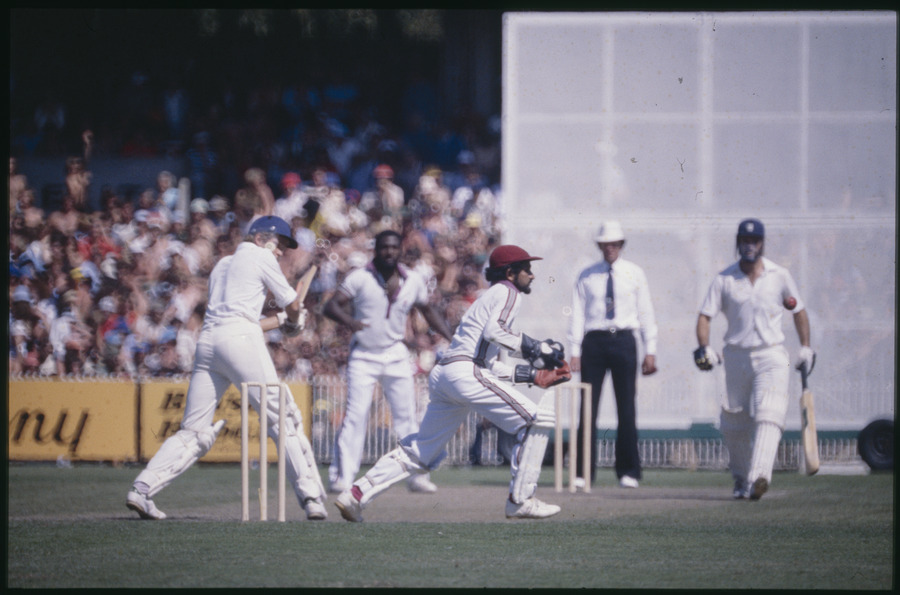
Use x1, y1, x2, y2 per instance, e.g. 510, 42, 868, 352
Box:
336, 244, 572, 522
694, 218, 815, 501
126, 216, 327, 521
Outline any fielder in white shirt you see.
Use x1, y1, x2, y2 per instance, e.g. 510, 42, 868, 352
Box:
323, 230, 453, 495
567, 220, 658, 490
126, 216, 329, 521
334, 244, 572, 522
694, 218, 815, 500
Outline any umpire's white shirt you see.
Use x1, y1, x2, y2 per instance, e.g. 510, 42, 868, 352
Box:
699, 257, 804, 349
567, 257, 658, 358
338, 263, 429, 351
203, 242, 298, 325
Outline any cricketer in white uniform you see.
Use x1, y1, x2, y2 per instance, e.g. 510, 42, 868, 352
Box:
323, 229, 453, 494
335, 244, 572, 522
126, 215, 328, 520
694, 218, 815, 500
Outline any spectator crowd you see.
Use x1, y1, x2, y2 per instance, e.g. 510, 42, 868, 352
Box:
9, 74, 505, 382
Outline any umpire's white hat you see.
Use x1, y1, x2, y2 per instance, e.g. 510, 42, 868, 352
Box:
595, 220, 625, 243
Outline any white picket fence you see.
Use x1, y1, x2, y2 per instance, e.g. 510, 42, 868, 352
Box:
308, 375, 863, 471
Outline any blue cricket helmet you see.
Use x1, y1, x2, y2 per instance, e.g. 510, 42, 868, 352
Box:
248, 215, 298, 249
737, 218, 765, 239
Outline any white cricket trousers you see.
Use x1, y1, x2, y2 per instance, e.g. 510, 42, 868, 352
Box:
138, 318, 324, 504
723, 343, 790, 425
329, 342, 420, 487
722, 343, 791, 484
351, 360, 543, 508
414, 360, 538, 466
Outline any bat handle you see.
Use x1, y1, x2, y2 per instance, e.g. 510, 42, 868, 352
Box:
798, 362, 808, 389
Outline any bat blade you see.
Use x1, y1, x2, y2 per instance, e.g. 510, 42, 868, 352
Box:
799, 364, 820, 475
295, 265, 317, 304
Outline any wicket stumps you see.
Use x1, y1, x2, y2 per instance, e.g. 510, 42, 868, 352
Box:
554, 382, 592, 493
240, 382, 287, 522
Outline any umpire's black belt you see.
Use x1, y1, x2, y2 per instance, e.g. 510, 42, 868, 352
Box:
586, 328, 632, 337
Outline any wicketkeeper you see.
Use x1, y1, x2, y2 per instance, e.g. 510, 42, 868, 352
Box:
335, 244, 571, 521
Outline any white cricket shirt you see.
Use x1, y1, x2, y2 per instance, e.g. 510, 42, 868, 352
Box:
203, 242, 298, 325
337, 263, 430, 350
699, 257, 805, 349
567, 257, 658, 358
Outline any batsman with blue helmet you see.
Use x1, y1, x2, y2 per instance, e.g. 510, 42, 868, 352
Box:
126, 215, 328, 521
695, 218, 815, 500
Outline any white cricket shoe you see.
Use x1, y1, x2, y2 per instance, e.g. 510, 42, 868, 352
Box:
304, 498, 328, 521
407, 474, 438, 493
619, 475, 640, 489
573, 477, 587, 490
505, 497, 561, 519
328, 479, 349, 494
126, 488, 167, 520
335, 490, 364, 522
749, 477, 769, 501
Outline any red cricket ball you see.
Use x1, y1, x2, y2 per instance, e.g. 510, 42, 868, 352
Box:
784, 296, 797, 310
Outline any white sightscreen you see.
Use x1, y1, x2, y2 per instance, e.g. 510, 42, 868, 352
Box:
502, 11, 896, 431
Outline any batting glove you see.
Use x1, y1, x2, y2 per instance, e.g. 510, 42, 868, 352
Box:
796, 346, 816, 375
693, 346, 719, 371
280, 309, 307, 337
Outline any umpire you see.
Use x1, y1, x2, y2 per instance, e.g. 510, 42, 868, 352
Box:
567, 221, 658, 489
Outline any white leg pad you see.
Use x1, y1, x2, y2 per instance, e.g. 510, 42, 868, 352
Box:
355, 448, 416, 507
754, 386, 788, 430
354, 435, 438, 507
720, 407, 753, 482
282, 407, 327, 505
510, 407, 555, 504
140, 420, 226, 498
275, 388, 326, 504
748, 421, 783, 484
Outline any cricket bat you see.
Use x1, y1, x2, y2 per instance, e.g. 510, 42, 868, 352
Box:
259, 265, 318, 332
295, 265, 317, 303
799, 362, 820, 475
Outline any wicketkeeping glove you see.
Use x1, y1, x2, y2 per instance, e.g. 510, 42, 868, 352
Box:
520, 334, 566, 370
514, 361, 573, 388
693, 346, 719, 371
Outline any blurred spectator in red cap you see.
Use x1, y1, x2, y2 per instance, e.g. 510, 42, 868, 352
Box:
359, 163, 404, 232
274, 171, 308, 224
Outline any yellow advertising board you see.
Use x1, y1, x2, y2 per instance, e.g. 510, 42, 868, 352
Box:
138, 380, 313, 463
8, 379, 137, 462
8, 378, 313, 463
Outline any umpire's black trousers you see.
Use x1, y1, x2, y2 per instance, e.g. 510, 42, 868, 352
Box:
576, 329, 641, 483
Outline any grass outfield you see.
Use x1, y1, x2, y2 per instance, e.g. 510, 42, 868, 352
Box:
7, 462, 894, 589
